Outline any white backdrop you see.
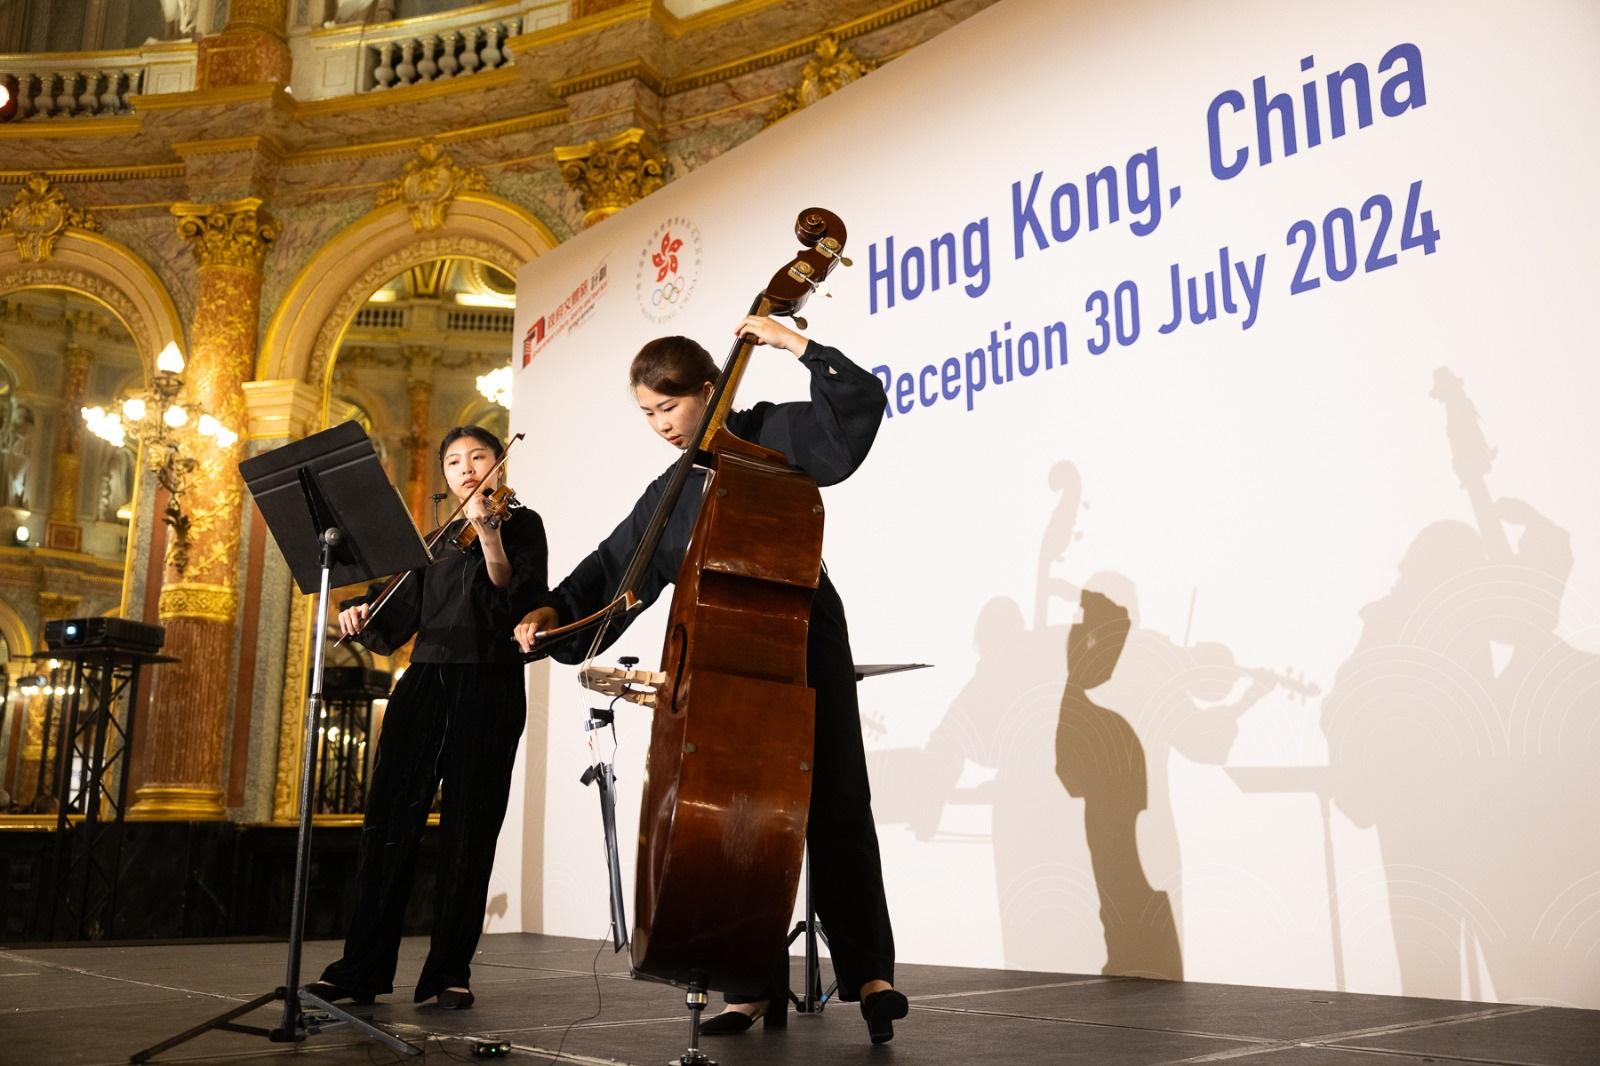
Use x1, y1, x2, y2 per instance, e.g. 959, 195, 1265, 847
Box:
492, 0, 1600, 1008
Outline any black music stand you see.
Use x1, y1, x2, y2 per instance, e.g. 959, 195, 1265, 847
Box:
132, 422, 429, 1063
786, 662, 929, 1014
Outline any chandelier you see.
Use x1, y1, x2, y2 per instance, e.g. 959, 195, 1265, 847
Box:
79, 341, 240, 573
476, 366, 512, 408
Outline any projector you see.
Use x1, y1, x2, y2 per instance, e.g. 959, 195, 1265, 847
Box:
43, 617, 166, 654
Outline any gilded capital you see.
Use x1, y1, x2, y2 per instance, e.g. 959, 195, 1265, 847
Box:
241, 379, 323, 441
172, 198, 279, 271
0, 174, 101, 262
375, 143, 488, 233
555, 128, 666, 228
765, 36, 877, 127
224, 0, 289, 37
37, 591, 82, 622
159, 581, 240, 624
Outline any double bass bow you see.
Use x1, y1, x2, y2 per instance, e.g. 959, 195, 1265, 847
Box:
543, 208, 852, 995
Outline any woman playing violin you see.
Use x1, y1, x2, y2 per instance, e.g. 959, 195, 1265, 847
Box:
514, 316, 907, 1043
313, 426, 547, 1011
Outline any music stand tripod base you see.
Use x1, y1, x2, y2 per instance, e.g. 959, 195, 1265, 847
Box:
131, 423, 427, 1062
783, 663, 927, 1014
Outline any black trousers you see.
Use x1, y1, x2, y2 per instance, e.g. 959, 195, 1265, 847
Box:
321, 662, 525, 1001
730, 573, 896, 1003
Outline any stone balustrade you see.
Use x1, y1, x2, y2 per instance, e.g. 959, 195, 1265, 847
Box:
6, 68, 143, 118
367, 18, 521, 91
444, 308, 515, 333
353, 304, 407, 329
0, 43, 196, 119
291, 1, 569, 101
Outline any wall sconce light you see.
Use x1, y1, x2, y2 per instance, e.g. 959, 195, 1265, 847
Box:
80, 341, 240, 574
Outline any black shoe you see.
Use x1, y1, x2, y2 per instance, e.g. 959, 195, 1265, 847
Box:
699, 1001, 778, 1036
436, 988, 475, 1010
860, 989, 908, 1044
304, 981, 375, 1006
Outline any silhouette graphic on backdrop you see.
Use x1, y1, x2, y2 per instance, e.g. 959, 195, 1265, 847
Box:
1035, 460, 1086, 630
1319, 368, 1600, 1004
1055, 589, 1182, 978
872, 462, 1310, 979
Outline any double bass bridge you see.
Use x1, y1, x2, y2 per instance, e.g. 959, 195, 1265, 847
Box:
580, 662, 667, 708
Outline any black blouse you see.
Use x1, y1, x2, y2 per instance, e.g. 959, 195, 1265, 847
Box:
540, 340, 885, 662
349, 506, 548, 664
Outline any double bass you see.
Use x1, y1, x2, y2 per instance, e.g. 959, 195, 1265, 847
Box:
535, 209, 852, 1001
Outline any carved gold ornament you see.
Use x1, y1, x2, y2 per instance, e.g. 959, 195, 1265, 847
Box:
554, 128, 666, 228
765, 35, 878, 127
374, 143, 489, 233
273, 593, 313, 821
171, 198, 280, 271
0, 174, 102, 262
37, 591, 82, 621
158, 581, 240, 624
306, 234, 518, 388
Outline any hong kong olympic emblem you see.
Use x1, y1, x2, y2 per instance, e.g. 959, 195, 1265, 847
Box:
637, 217, 703, 324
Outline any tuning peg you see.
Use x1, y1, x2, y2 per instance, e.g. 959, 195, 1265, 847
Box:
840, 256, 853, 268
792, 316, 808, 330
814, 282, 832, 299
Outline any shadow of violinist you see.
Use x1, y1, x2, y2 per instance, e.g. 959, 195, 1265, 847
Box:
872, 460, 1307, 980
1073, 571, 1317, 981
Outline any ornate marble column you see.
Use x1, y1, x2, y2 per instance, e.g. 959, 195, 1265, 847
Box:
16, 591, 82, 804
44, 343, 92, 552
402, 347, 435, 527
132, 198, 277, 820
196, 0, 291, 90
554, 128, 667, 228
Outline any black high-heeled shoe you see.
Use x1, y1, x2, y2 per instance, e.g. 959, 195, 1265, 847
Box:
436, 988, 475, 1010
303, 980, 376, 1006
860, 989, 908, 1044
699, 995, 786, 1036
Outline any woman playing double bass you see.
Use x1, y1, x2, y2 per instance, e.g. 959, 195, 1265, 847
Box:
514, 315, 907, 1044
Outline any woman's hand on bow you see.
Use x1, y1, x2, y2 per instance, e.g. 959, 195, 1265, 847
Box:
338, 603, 369, 637
514, 606, 559, 652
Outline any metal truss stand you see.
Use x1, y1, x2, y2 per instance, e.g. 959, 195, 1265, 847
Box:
33, 646, 173, 941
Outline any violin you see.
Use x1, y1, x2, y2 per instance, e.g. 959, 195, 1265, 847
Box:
451, 485, 521, 553
336, 431, 525, 647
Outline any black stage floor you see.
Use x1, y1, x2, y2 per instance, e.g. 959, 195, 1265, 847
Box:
2, 934, 1595, 1065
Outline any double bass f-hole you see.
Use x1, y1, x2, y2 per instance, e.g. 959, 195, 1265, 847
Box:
667, 624, 689, 716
